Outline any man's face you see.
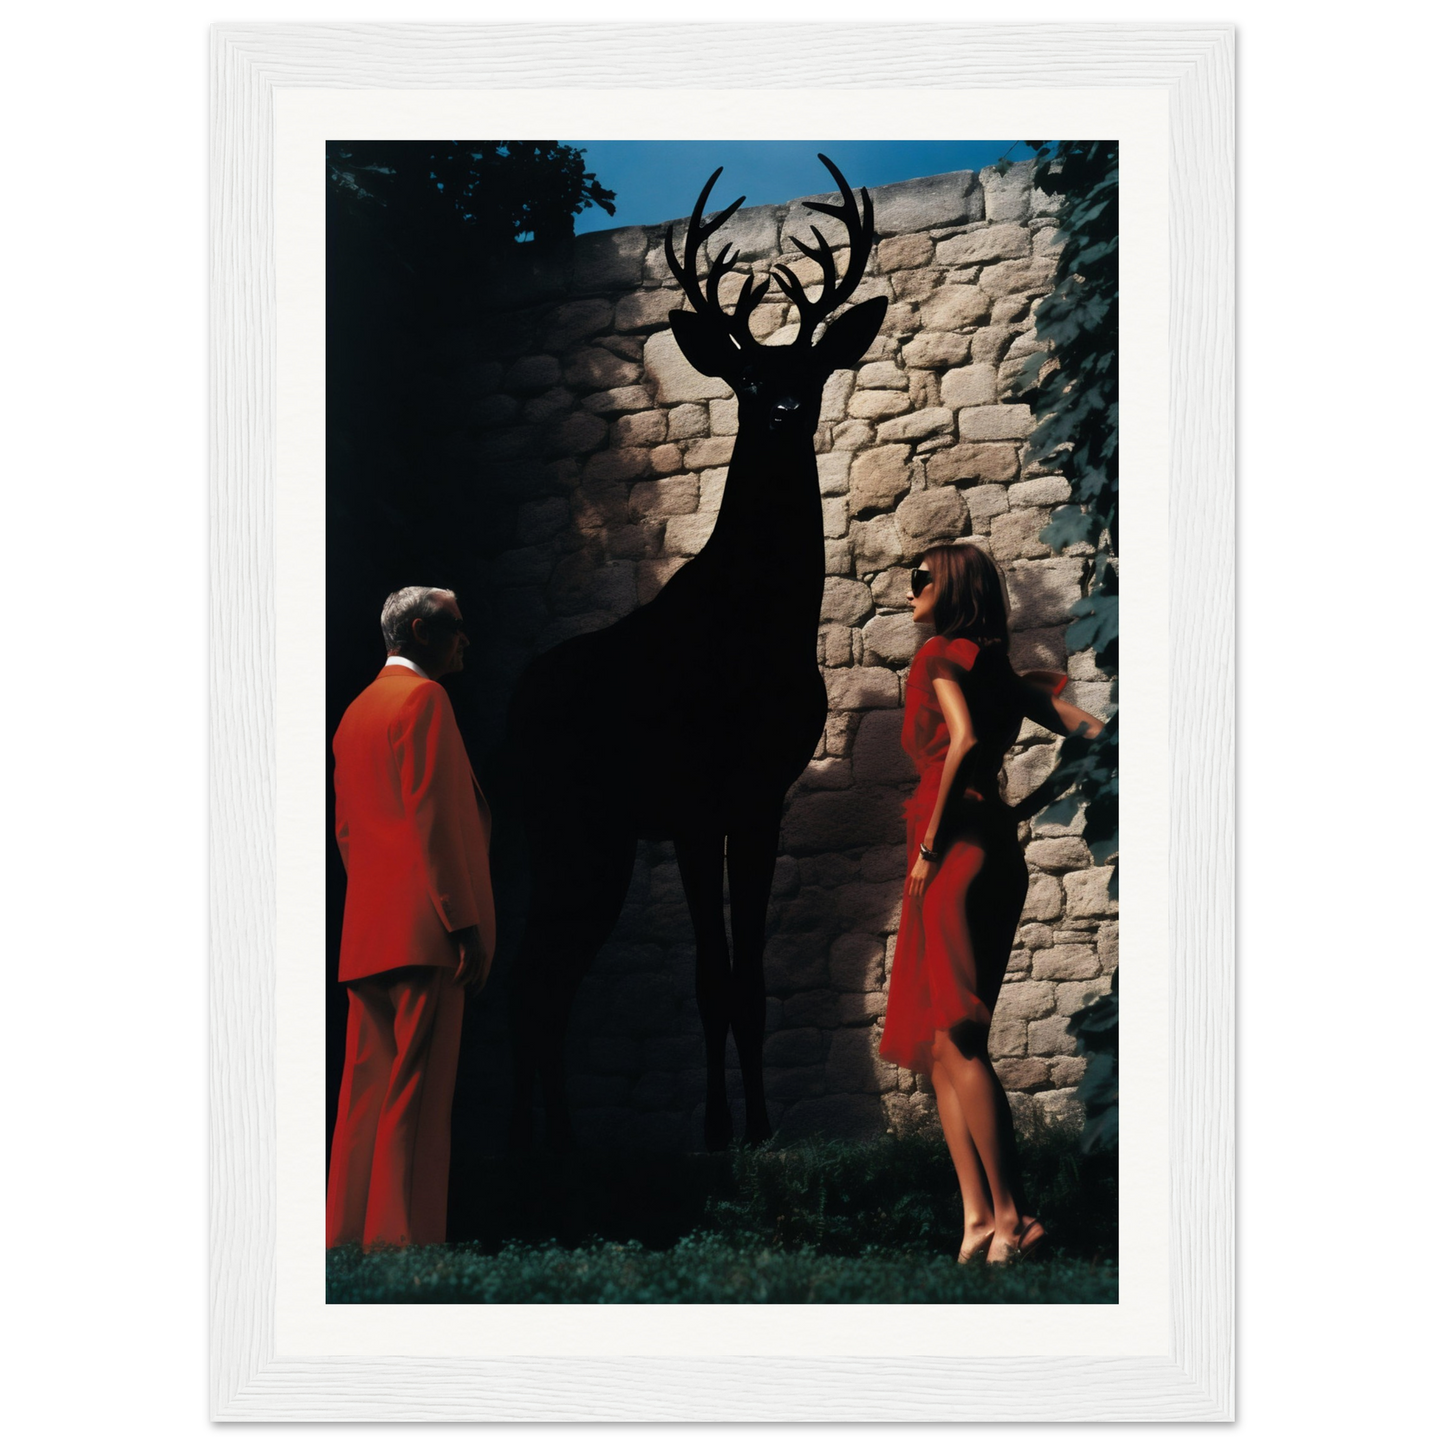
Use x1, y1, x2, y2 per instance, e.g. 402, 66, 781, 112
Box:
413, 593, 469, 677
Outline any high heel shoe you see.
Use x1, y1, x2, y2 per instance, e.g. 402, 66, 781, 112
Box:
957, 1230, 994, 1265
987, 1218, 1047, 1266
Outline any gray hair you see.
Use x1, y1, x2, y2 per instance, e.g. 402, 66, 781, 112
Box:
380, 586, 455, 650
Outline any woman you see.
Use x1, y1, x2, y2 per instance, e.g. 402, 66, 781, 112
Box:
879, 544, 1104, 1265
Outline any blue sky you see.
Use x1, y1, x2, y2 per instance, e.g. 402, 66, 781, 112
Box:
562, 140, 1024, 234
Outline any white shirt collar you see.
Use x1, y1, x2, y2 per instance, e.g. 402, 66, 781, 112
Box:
384, 655, 430, 680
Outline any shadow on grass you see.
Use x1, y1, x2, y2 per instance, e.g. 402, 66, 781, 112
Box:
326, 1127, 1118, 1304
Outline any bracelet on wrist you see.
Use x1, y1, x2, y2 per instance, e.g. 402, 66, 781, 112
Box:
919, 843, 942, 863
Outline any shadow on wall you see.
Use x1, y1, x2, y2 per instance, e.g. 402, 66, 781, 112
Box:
357, 164, 1117, 1160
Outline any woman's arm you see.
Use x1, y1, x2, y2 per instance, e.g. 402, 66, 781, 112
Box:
907, 675, 976, 901
1018, 671, 1106, 739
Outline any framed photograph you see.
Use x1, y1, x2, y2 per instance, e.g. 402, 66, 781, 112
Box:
212, 21, 1233, 1421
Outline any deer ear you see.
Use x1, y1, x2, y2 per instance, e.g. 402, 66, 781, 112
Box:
813, 295, 888, 374
670, 310, 739, 379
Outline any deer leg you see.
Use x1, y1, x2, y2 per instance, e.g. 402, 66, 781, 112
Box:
726, 815, 781, 1146
675, 831, 732, 1151
508, 824, 636, 1154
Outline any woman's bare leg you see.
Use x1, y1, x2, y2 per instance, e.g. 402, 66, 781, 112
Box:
931, 1063, 994, 1258
931, 1028, 1027, 1258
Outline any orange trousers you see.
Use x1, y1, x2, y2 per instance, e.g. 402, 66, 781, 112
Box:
325, 966, 464, 1249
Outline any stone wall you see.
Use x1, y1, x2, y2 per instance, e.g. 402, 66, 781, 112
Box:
451, 164, 1117, 1152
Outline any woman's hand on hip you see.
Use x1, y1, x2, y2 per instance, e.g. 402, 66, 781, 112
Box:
906, 854, 939, 901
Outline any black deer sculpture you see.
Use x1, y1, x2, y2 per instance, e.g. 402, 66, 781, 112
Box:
506, 154, 886, 1152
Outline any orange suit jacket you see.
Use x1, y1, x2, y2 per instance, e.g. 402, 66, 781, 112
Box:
332, 665, 496, 983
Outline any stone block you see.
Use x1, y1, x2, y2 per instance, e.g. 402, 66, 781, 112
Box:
871, 170, 980, 235
581, 447, 651, 485
614, 288, 683, 333
837, 991, 888, 1026
1026, 837, 1093, 872
581, 385, 653, 415
981, 166, 1034, 224
968, 325, 1019, 367
989, 507, 1052, 561
830, 928, 892, 990
978, 258, 1058, 300
1031, 944, 1100, 982
849, 388, 912, 420
940, 364, 998, 410
629, 474, 699, 519
818, 372, 852, 422
799, 757, 852, 791
783, 786, 906, 855
613, 409, 667, 448
858, 361, 911, 390
877, 233, 934, 272
1050, 1057, 1087, 1088
1020, 870, 1064, 922
1007, 557, 1084, 629
1009, 476, 1072, 507
996, 1056, 1052, 1092
1098, 921, 1119, 974
1064, 867, 1116, 918
935, 224, 1033, 267
927, 445, 1018, 489
1027, 1015, 1078, 1057
919, 285, 992, 332
643, 328, 733, 404
824, 539, 854, 575
869, 568, 912, 609
823, 666, 899, 710
666, 402, 709, 439
895, 487, 965, 544
649, 443, 684, 476
503, 354, 562, 393
901, 331, 972, 369
851, 514, 905, 572
832, 419, 875, 450
890, 268, 941, 303
821, 496, 849, 538
832, 878, 902, 934
990, 1017, 1028, 1057
848, 446, 913, 511
994, 979, 1056, 1024
1055, 980, 1107, 1018
1037, 1087, 1085, 1133
602, 523, 660, 561
572, 226, 649, 291
861, 612, 925, 668
680, 435, 732, 470
817, 451, 851, 496
698, 467, 727, 512
819, 575, 873, 626
877, 407, 954, 444
663, 512, 716, 556
954, 404, 1032, 442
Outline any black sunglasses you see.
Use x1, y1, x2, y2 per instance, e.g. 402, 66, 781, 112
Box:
910, 568, 933, 594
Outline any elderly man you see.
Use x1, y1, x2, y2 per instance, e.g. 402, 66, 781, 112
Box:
326, 586, 495, 1249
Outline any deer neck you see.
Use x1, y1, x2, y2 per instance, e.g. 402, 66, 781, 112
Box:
708, 420, 824, 563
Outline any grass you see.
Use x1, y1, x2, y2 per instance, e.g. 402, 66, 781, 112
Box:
328, 1128, 1118, 1305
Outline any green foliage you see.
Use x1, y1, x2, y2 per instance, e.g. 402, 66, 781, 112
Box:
1009, 140, 1120, 1150
1066, 977, 1120, 1155
326, 1234, 1118, 1305
327, 139, 616, 275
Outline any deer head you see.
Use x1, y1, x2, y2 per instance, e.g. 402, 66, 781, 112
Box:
665, 154, 887, 439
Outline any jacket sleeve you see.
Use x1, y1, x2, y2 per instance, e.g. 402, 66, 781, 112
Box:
391, 685, 480, 934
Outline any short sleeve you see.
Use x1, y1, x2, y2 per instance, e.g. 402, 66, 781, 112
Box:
1016, 668, 1071, 731
921, 636, 979, 690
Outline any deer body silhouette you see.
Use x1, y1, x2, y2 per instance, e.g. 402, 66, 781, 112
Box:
507, 157, 886, 1152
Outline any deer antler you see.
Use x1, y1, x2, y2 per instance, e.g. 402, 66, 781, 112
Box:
665, 167, 770, 352
773, 153, 875, 348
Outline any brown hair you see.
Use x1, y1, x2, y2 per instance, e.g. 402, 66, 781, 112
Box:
920, 543, 1010, 647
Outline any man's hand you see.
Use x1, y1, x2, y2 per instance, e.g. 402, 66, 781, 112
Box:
449, 924, 491, 993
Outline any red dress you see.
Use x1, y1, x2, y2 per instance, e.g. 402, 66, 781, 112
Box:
879, 635, 1069, 1076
